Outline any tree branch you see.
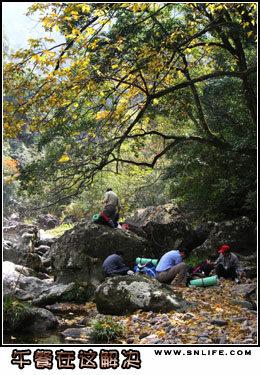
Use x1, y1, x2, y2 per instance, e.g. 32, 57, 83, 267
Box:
150, 67, 257, 100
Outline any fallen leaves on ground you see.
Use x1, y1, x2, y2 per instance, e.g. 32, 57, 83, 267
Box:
53, 279, 257, 345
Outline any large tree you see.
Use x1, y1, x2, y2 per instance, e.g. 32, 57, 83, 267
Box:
3, 3, 257, 209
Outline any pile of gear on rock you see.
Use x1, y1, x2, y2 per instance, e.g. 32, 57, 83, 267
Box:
95, 189, 242, 287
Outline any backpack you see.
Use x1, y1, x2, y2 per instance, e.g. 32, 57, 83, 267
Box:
134, 262, 157, 279
188, 260, 214, 281
93, 213, 116, 228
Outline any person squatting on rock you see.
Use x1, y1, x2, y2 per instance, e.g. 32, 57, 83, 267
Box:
102, 188, 121, 223
102, 250, 134, 277
156, 248, 189, 286
214, 245, 241, 283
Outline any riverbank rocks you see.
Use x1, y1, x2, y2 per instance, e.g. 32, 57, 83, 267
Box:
32, 282, 97, 307
45, 221, 150, 284
3, 223, 40, 266
95, 274, 189, 315
3, 261, 53, 301
22, 308, 59, 334
124, 203, 198, 256
192, 216, 256, 259
37, 214, 60, 230
61, 327, 93, 344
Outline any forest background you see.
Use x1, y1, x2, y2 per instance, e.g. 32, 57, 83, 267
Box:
3, 3, 257, 225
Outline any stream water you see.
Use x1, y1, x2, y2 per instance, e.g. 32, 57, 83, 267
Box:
3, 311, 96, 345
3, 330, 68, 345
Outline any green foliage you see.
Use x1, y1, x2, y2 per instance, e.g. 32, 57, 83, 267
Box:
3, 296, 32, 331
185, 255, 203, 267
164, 124, 256, 221
91, 317, 123, 343
3, 3, 257, 222
45, 223, 73, 238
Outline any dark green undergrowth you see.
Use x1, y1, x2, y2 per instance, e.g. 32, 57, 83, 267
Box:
91, 317, 124, 343
3, 296, 32, 332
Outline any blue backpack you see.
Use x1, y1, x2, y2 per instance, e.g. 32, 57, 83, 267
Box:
134, 262, 157, 279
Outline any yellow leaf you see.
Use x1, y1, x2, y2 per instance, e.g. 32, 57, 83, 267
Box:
43, 18, 51, 27
157, 330, 166, 337
73, 114, 78, 119
82, 4, 90, 13
133, 3, 140, 12
55, 25, 60, 33
58, 155, 70, 163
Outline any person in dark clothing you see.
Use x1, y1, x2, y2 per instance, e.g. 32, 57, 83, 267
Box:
214, 245, 241, 283
102, 250, 134, 277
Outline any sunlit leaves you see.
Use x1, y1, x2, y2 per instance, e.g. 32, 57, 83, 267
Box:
58, 155, 70, 163
3, 2, 256, 206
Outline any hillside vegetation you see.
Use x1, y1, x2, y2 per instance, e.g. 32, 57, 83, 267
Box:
3, 3, 257, 223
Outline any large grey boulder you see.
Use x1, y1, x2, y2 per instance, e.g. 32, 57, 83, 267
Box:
37, 214, 60, 230
95, 274, 188, 315
192, 216, 256, 259
45, 221, 150, 284
32, 282, 97, 307
3, 223, 41, 270
21, 308, 59, 333
3, 261, 53, 301
124, 204, 198, 257
3, 223, 39, 251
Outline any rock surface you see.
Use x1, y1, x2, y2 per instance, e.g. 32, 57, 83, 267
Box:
3, 261, 53, 300
37, 214, 60, 230
21, 308, 59, 333
45, 221, 150, 284
3, 223, 40, 267
125, 203, 198, 256
32, 282, 97, 306
192, 216, 256, 258
95, 274, 189, 315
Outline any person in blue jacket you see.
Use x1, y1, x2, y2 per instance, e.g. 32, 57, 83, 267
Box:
102, 250, 134, 277
156, 248, 189, 286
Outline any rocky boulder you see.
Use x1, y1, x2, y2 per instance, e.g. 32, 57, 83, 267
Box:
124, 204, 198, 257
95, 274, 189, 315
3, 223, 39, 250
32, 282, 97, 307
37, 214, 60, 230
194, 221, 217, 245
21, 308, 59, 334
3, 223, 41, 270
45, 221, 150, 284
3, 261, 54, 301
4, 305, 58, 334
192, 216, 256, 259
